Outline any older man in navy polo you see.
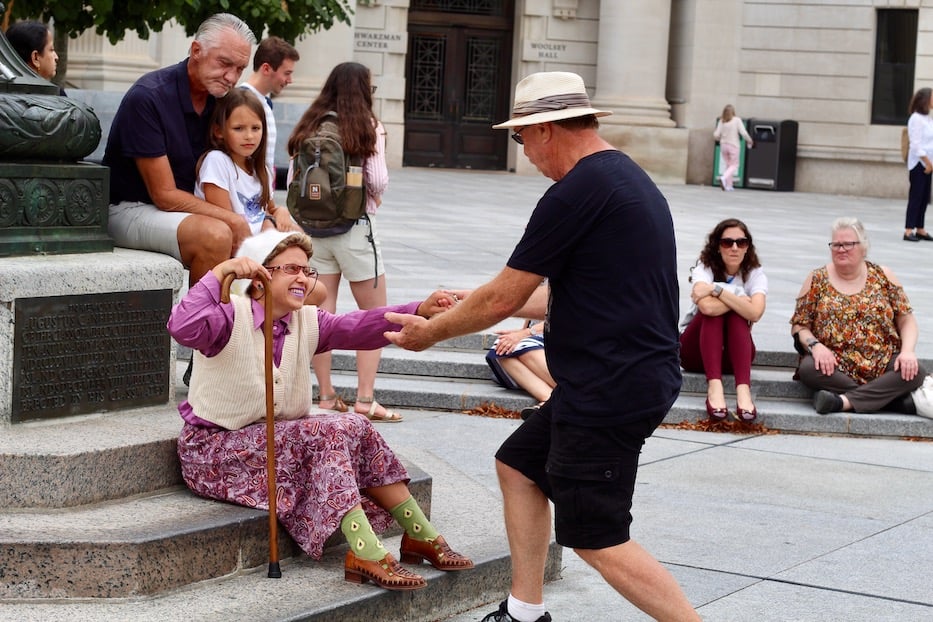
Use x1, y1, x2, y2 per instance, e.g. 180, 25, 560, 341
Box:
103, 13, 255, 286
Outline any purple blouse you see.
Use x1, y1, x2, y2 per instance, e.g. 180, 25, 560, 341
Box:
167, 271, 420, 425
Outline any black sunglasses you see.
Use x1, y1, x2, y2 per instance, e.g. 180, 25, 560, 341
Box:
719, 237, 750, 249
510, 127, 526, 145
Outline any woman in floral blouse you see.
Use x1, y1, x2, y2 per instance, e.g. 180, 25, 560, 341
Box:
791, 217, 926, 414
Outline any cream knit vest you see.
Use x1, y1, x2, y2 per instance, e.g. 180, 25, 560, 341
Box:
187, 295, 319, 430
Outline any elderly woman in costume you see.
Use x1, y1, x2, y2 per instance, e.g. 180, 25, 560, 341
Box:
167, 230, 472, 591
791, 217, 926, 414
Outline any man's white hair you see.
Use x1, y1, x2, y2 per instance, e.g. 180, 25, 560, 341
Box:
195, 13, 256, 50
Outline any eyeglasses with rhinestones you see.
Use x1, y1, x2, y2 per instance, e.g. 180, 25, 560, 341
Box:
828, 241, 859, 251
265, 263, 318, 279
511, 127, 527, 145
719, 237, 750, 249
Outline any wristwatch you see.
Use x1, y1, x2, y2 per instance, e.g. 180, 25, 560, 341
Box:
805, 337, 820, 354
711, 284, 723, 297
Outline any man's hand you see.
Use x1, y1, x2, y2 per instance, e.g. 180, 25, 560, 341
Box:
384, 312, 436, 351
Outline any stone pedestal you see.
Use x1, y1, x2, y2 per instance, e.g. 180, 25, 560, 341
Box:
0, 250, 184, 425
0, 162, 111, 257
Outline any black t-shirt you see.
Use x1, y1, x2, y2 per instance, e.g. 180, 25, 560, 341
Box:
507, 150, 681, 425
103, 60, 215, 204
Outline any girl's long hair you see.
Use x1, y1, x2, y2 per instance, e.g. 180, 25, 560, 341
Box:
197, 89, 271, 210
721, 104, 735, 123
287, 62, 377, 159
697, 218, 760, 282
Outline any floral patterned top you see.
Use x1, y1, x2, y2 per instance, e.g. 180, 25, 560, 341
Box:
790, 261, 912, 384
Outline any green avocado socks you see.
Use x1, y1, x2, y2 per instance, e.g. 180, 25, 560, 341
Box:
340, 508, 387, 561
390, 496, 439, 541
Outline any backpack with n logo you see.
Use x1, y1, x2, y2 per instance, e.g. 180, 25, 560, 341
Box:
287, 111, 367, 237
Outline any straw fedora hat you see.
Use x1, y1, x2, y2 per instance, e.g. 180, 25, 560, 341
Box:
492, 71, 612, 129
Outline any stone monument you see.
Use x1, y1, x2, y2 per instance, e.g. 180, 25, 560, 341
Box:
0, 18, 183, 425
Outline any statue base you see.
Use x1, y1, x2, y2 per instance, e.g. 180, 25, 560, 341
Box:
0, 162, 112, 257
0, 249, 184, 424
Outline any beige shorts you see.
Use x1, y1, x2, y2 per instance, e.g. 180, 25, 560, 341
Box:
309, 215, 385, 283
108, 201, 190, 261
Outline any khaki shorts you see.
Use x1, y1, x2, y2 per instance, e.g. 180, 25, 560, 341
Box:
309, 215, 384, 282
108, 201, 190, 261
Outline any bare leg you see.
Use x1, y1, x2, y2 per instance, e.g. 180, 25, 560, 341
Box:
363, 482, 411, 510
575, 540, 701, 622
499, 357, 554, 402
177, 215, 233, 286
348, 275, 392, 418
706, 378, 726, 409
735, 383, 754, 412
312, 272, 342, 406
497, 459, 551, 604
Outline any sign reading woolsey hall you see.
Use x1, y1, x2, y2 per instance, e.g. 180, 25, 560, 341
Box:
11, 290, 172, 422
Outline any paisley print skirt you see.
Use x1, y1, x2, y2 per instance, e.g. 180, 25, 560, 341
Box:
177, 412, 409, 559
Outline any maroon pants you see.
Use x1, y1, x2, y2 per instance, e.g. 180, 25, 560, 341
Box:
679, 311, 755, 385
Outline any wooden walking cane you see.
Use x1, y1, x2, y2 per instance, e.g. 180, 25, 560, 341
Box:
221, 272, 282, 578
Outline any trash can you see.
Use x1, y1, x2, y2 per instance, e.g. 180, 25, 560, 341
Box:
711, 116, 748, 189
744, 119, 798, 191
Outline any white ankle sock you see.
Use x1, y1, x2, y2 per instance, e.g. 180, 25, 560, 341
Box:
507, 594, 547, 622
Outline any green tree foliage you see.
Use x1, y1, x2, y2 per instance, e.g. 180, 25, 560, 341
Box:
9, 0, 354, 44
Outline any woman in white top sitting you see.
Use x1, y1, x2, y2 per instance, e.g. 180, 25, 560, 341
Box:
713, 104, 754, 192
679, 218, 768, 421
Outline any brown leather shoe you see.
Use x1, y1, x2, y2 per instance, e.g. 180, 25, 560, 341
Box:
399, 533, 475, 571
343, 550, 427, 590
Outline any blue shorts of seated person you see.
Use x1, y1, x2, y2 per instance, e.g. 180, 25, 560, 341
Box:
485, 334, 544, 390
495, 399, 666, 549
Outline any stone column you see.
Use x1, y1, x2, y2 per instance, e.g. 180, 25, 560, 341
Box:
591, 1, 675, 127
588, 0, 686, 183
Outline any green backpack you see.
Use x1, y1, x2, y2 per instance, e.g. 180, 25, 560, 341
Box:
287, 111, 367, 237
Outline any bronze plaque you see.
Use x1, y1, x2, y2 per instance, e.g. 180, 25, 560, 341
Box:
12, 290, 172, 423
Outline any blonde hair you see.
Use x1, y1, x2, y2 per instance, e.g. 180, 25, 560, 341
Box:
721, 104, 735, 123
831, 217, 870, 253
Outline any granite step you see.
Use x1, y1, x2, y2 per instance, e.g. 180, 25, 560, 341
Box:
0, 405, 564, 618
318, 345, 933, 439
0, 448, 432, 599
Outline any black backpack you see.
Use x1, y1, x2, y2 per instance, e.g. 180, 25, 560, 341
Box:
287, 111, 367, 237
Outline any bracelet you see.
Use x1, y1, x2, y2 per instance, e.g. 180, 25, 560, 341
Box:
265, 214, 278, 228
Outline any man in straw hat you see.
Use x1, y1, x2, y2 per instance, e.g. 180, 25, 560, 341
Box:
387, 72, 700, 622
386, 72, 699, 621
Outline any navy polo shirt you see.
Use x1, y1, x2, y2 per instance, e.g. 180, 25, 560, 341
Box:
103, 59, 216, 204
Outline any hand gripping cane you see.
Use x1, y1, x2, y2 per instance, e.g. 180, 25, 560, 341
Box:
221, 272, 282, 578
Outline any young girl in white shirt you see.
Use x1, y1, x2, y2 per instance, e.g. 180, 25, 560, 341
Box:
196, 89, 294, 235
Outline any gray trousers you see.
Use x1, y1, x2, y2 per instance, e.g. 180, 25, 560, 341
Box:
796, 354, 925, 412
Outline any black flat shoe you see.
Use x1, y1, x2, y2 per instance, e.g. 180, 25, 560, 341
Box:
918, 231, 933, 241
904, 232, 919, 242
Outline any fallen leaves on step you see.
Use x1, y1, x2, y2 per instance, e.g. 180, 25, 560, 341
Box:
660, 418, 777, 434
463, 402, 522, 419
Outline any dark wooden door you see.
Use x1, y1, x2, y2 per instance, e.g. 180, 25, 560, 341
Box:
404, 11, 513, 169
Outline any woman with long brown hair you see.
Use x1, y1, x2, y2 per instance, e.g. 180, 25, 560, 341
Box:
679, 218, 768, 421
287, 62, 398, 421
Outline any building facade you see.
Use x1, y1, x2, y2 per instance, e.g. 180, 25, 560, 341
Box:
62, 0, 933, 198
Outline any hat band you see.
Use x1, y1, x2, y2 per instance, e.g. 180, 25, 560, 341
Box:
512, 93, 592, 117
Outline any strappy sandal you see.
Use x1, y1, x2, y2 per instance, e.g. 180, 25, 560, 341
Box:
356, 396, 403, 423
318, 393, 348, 412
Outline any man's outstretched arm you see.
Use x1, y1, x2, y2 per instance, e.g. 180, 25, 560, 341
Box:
385, 267, 544, 351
